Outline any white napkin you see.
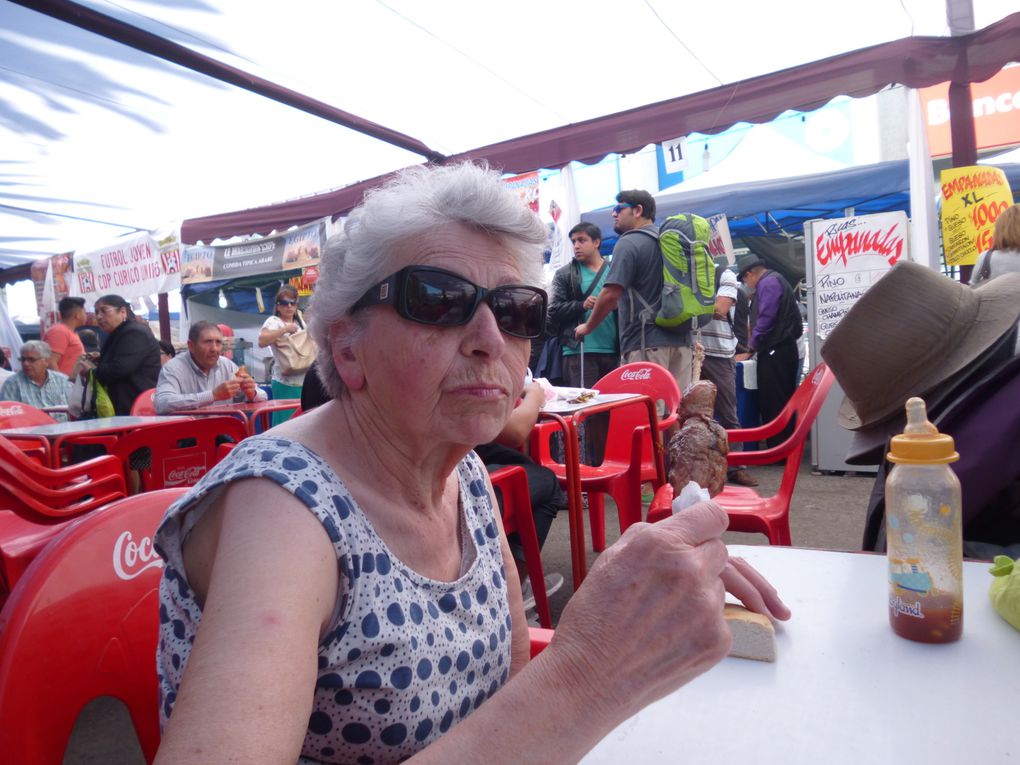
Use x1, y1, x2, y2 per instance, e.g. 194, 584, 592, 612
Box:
672, 480, 710, 514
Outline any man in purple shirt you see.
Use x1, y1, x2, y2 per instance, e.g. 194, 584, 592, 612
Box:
736, 255, 803, 447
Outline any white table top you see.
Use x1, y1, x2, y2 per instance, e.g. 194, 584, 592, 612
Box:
541, 391, 641, 414
0, 415, 190, 437
582, 545, 1020, 764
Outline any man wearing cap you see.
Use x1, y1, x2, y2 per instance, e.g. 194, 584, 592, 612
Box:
736, 254, 803, 447
43, 296, 86, 377
576, 190, 694, 396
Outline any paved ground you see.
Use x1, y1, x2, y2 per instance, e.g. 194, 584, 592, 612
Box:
64, 451, 877, 763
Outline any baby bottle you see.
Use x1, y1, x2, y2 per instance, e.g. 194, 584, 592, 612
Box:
885, 397, 963, 643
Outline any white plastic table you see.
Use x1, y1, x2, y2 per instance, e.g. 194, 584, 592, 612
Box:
581, 545, 1020, 764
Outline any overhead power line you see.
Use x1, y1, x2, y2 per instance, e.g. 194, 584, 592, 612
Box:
643, 0, 723, 86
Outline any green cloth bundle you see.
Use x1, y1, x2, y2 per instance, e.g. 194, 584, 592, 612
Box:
989, 556, 1020, 632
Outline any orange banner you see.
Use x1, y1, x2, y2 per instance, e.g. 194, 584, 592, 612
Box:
921, 67, 1020, 158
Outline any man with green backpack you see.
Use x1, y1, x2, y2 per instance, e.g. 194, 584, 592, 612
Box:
576, 189, 711, 400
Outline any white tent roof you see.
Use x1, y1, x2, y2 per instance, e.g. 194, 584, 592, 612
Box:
2, 0, 1018, 268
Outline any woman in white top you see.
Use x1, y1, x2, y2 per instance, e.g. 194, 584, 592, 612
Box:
259, 284, 307, 423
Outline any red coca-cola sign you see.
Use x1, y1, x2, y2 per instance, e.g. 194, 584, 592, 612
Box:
620, 367, 652, 381
112, 530, 162, 581
165, 465, 204, 486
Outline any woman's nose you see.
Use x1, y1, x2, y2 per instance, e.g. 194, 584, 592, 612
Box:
461, 301, 506, 357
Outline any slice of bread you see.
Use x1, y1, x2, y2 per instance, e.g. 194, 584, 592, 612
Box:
724, 604, 776, 662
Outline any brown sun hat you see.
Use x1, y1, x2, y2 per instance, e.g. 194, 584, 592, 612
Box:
820, 261, 1020, 431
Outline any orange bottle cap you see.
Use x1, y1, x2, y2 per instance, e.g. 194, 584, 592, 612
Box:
887, 397, 958, 465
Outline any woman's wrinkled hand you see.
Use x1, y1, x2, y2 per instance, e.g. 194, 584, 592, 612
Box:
722, 556, 791, 621
543, 501, 734, 724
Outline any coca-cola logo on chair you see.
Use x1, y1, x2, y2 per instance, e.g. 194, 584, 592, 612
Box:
620, 367, 652, 381
163, 455, 208, 487
113, 530, 163, 581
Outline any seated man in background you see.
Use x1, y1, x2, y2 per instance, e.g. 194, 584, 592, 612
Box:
155, 321, 264, 414
1, 340, 69, 421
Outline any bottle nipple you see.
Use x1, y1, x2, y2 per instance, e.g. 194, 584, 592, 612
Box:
902, 397, 937, 435
887, 397, 958, 465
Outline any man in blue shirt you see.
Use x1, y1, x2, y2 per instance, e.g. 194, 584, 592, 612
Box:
1, 340, 70, 421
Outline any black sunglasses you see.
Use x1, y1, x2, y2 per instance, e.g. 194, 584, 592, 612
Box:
276, 299, 297, 306
352, 266, 547, 339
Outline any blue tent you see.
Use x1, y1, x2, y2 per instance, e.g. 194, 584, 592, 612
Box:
582, 159, 1020, 239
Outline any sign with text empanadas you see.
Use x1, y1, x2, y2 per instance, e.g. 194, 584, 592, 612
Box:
181, 219, 325, 284
940, 166, 1014, 267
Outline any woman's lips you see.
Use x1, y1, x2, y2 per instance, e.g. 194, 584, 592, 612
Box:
449, 383, 507, 399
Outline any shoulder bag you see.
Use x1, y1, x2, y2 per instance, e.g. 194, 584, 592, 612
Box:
274, 329, 316, 376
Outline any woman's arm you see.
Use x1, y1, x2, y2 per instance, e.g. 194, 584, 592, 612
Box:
154, 480, 339, 764
258, 317, 296, 348
493, 382, 544, 449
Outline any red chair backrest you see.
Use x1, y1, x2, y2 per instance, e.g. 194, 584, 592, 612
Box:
0, 436, 127, 519
0, 488, 187, 764
593, 362, 682, 427
0, 400, 57, 428
103, 416, 248, 491
0, 436, 128, 606
592, 362, 680, 468
130, 388, 157, 416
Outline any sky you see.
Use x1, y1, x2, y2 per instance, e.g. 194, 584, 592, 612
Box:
1, 0, 1018, 322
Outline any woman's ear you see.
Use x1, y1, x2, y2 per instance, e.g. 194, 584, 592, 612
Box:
329, 320, 365, 391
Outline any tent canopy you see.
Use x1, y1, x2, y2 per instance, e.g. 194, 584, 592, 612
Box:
2, 1, 1019, 267
581, 159, 1020, 238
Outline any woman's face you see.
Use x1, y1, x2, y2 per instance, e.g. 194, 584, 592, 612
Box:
340, 224, 531, 450
95, 302, 127, 333
276, 294, 297, 320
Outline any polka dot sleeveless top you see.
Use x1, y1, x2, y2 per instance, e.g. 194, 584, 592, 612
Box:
154, 436, 513, 765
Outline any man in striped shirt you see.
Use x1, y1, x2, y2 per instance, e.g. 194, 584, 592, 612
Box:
697, 265, 757, 487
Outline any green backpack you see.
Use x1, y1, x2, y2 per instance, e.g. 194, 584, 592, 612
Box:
629, 212, 718, 330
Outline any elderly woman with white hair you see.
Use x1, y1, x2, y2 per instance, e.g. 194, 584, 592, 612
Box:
153, 163, 789, 765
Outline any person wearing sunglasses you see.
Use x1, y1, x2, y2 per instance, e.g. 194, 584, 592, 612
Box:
0, 339, 70, 421
575, 189, 697, 405
153, 162, 788, 765
258, 284, 311, 423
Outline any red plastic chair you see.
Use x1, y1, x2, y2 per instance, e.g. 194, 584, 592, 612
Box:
531, 363, 677, 552
529, 626, 553, 657
0, 400, 57, 464
74, 416, 248, 492
130, 388, 157, 416
648, 363, 836, 545
0, 435, 127, 604
489, 465, 553, 629
0, 488, 186, 764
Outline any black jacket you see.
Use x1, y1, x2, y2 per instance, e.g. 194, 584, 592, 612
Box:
93, 319, 161, 415
547, 260, 614, 351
